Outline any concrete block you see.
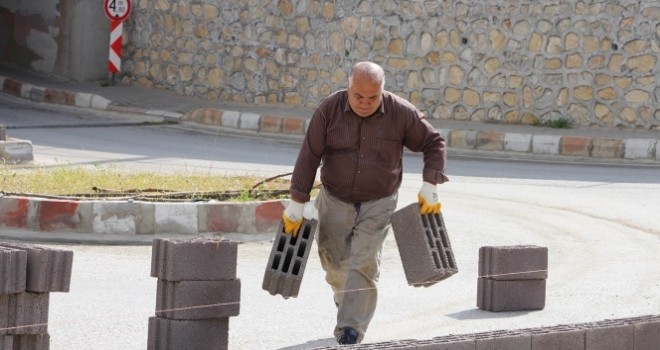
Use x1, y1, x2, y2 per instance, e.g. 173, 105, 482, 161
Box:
0, 293, 49, 335
74, 92, 93, 108
623, 139, 656, 160
154, 203, 198, 234
478, 245, 548, 280
504, 133, 532, 152
390, 203, 458, 287
633, 319, 660, 350
0, 335, 12, 349
0, 242, 73, 293
12, 333, 50, 350
0, 140, 34, 163
475, 330, 531, 350
560, 136, 591, 157
477, 278, 546, 312
531, 135, 561, 155
262, 219, 318, 299
147, 316, 228, 350
260, 115, 283, 133
151, 238, 237, 281
0, 247, 26, 294
531, 328, 585, 350
92, 201, 155, 235
585, 324, 633, 350
448, 129, 477, 149
90, 95, 111, 110
156, 279, 240, 319
591, 138, 624, 159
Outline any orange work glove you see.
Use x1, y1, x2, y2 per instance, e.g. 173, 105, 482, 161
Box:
418, 182, 441, 214
282, 200, 305, 237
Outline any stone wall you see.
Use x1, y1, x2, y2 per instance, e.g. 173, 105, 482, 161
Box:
123, 0, 660, 129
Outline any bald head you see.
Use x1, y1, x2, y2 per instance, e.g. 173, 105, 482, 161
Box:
349, 61, 385, 89
347, 61, 385, 117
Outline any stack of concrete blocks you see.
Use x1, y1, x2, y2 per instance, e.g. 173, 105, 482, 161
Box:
0, 242, 73, 350
262, 219, 318, 298
390, 203, 458, 287
478, 245, 548, 312
148, 238, 240, 350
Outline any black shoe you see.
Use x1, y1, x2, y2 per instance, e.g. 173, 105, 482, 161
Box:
337, 327, 360, 345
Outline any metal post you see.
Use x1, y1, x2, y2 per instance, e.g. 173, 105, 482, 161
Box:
0, 124, 6, 141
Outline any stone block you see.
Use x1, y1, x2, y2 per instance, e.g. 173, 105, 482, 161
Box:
151, 238, 237, 281
390, 203, 458, 287
156, 279, 240, 319
262, 219, 317, 299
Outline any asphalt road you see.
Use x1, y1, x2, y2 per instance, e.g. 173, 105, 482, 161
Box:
1, 93, 659, 349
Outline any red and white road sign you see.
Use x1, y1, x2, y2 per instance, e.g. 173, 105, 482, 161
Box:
104, 0, 131, 22
108, 21, 123, 73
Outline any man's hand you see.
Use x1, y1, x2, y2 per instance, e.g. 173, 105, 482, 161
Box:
282, 200, 305, 237
418, 182, 441, 214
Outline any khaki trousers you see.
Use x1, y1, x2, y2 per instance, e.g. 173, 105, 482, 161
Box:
314, 188, 398, 339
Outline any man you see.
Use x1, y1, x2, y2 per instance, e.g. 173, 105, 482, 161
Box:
282, 61, 448, 345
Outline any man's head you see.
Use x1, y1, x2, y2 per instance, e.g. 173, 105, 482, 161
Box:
348, 61, 385, 117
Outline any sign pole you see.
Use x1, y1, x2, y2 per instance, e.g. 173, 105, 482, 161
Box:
104, 0, 131, 86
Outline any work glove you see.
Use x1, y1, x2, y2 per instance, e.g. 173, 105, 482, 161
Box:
418, 182, 441, 215
282, 200, 305, 237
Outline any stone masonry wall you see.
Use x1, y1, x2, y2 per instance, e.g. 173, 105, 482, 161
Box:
122, 0, 660, 129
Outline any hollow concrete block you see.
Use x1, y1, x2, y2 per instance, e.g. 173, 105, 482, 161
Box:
390, 203, 458, 287
151, 238, 237, 281
0, 292, 49, 335
478, 245, 547, 280
156, 279, 240, 320
147, 316, 228, 350
262, 219, 317, 299
0, 247, 26, 294
0, 242, 73, 293
477, 278, 546, 312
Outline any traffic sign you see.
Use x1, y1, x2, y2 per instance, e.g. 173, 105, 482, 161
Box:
104, 0, 131, 22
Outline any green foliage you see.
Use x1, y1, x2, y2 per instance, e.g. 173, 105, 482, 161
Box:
532, 118, 572, 129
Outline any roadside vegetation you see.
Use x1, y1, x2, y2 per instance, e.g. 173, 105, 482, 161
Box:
0, 165, 295, 202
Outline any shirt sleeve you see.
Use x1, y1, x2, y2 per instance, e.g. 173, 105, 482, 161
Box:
289, 108, 326, 203
403, 110, 449, 186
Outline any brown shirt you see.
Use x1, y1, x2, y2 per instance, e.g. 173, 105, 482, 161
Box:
290, 89, 448, 204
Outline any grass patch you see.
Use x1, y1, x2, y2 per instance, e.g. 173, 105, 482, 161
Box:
0, 166, 296, 202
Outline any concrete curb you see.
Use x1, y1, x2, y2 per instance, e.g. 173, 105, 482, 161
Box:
2, 74, 659, 163
0, 195, 286, 239
0, 138, 33, 163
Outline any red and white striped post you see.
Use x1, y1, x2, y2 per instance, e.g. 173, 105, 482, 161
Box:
104, 0, 131, 85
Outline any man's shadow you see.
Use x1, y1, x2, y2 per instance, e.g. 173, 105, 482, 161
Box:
277, 337, 337, 349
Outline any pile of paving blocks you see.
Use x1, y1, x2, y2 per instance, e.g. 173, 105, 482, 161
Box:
0, 242, 73, 350
148, 238, 240, 350
311, 314, 660, 350
390, 203, 458, 287
262, 219, 318, 298
478, 245, 548, 312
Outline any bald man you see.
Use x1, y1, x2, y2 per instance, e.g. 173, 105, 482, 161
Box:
283, 61, 448, 344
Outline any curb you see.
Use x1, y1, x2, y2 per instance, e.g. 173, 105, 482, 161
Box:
1, 74, 659, 163
0, 138, 33, 163
0, 195, 287, 241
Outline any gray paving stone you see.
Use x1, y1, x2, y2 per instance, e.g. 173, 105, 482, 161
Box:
478, 245, 548, 280
390, 203, 458, 287
262, 219, 317, 299
156, 279, 240, 320
0, 242, 73, 293
477, 278, 546, 312
0, 293, 49, 335
0, 247, 26, 294
151, 238, 237, 281
147, 316, 228, 350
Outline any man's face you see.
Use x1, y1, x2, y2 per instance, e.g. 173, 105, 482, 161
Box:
347, 77, 383, 118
